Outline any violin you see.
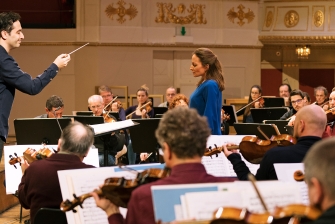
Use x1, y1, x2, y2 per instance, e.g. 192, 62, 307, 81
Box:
325, 107, 335, 123
9, 147, 55, 168
60, 168, 170, 211
269, 124, 297, 146
236, 97, 264, 114
221, 109, 230, 122
126, 101, 152, 119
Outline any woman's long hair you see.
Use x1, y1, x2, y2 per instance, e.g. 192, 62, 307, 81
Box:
193, 48, 225, 91
244, 85, 262, 120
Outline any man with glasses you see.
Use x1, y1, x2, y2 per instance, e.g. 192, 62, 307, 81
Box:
279, 89, 307, 124
158, 87, 176, 108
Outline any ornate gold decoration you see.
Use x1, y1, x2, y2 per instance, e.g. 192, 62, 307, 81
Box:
259, 35, 335, 44
314, 10, 324, 27
105, 0, 138, 24
227, 4, 255, 27
284, 10, 299, 28
155, 3, 207, 25
265, 11, 273, 28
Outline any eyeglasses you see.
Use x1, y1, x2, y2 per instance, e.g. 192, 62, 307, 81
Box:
291, 99, 303, 105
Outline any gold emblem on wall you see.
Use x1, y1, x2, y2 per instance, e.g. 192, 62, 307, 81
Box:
155, 3, 207, 25
227, 4, 255, 26
265, 11, 273, 28
284, 10, 299, 28
105, 0, 138, 24
314, 10, 324, 27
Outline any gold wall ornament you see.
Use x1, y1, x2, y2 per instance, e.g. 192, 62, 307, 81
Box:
284, 10, 299, 28
227, 4, 255, 27
105, 0, 138, 24
314, 10, 324, 27
265, 11, 273, 28
155, 3, 207, 25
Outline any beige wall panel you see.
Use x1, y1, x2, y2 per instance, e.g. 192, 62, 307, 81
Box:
273, 6, 309, 31
23, 29, 76, 42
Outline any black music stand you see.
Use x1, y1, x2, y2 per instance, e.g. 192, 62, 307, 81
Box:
76, 111, 93, 116
233, 123, 278, 140
263, 120, 290, 134
286, 125, 294, 135
153, 107, 168, 117
71, 116, 104, 125
262, 97, 286, 107
129, 119, 161, 154
14, 118, 72, 145
222, 105, 238, 125
250, 107, 289, 123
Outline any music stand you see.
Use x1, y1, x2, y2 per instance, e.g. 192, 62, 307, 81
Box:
286, 125, 294, 135
262, 97, 285, 107
263, 120, 290, 134
76, 111, 93, 116
71, 116, 104, 125
222, 105, 238, 125
250, 107, 289, 123
129, 119, 161, 153
153, 107, 168, 117
233, 123, 278, 140
14, 118, 72, 145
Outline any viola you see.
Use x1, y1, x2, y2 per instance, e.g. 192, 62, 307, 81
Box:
9, 147, 55, 168
126, 101, 152, 119
60, 167, 170, 211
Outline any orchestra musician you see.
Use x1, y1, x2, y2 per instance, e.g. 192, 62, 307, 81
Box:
303, 137, 335, 223
158, 86, 176, 108
223, 104, 326, 180
303, 91, 312, 105
278, 83, 292, 106
189, 48, 224, 135
322, 90, 335, 138
237, 85, 263, 123
88, 95, 126, 166
18, 122, 95, 224
92, 107, 236, 224
98, 85, 126, 120
279, 89, 307, 125
35, 95, 64, 118
314, 86, 329, 110
0, 11, 71, 162
125, 85, 154, 164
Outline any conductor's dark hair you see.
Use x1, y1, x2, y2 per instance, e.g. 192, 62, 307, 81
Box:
0, 12, 21, 37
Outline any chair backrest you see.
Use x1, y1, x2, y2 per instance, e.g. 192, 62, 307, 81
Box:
34, 208, 67, 224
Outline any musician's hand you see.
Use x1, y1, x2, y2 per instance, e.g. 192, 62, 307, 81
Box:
54, 54, 71, 69
222, 144, 239, 158
254, 101, 261, 108
140, 153, 149, 161
288, 115, 296, 126
91, 191, 120, 217
20, 158, 29, 175
283, 97, 290, 106
323, 104, 329, 111
141, 109, 147, 118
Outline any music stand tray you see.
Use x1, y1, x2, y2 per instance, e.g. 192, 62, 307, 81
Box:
72, 116, 104, 125
76, 111, 93, 116
263, 120, 290, 134
233, 123, 278, 140
129, 118, 161, 153
250, 107, 289, 123
262, 97, 285, 107
153, 107, 168, 117
222, 105, 238, 125
14, 118, 72, 145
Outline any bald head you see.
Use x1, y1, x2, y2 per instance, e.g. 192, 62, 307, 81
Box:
293, 104, 326, 138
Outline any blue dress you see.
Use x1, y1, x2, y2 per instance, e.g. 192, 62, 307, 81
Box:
190, 80, 222, 135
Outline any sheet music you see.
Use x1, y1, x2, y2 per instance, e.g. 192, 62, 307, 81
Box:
90, 120, 137, 135
202, 135, 259, 177
274, 163, 309, 205
4, 145, 98, 194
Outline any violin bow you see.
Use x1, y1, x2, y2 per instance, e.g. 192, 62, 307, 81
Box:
248, 174, 269, 213
103, 96, 118, 120
256, 126, 270, 140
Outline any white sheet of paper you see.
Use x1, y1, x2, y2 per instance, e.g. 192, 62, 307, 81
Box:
4, 145, 99, 195
90, 119, 137, 135
274, 163, 308, 205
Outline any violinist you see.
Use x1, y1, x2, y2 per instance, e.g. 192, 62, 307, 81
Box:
158, 87, 176, 108
35, 95, 64, 118
92, 107, 236, 224
125, 85, 154, 164
322, 91, 335, 138
18, 122, 95, 224
88, 95, 126, 166
237, 85, 263, 123
98, 85, 126, 120
314, 86, 329, 110
278, 83, 292, 106
303, 137, 335, 223
223, 104, 326, 180
279, 89, 307, 124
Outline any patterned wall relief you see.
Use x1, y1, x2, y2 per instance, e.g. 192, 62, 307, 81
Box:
263, 6, 275, 31
155, 3, 207, 25
284, 10, 299, 28
227, 4, 255, 27
105, 0, 138, 24
312, 7, 325, 31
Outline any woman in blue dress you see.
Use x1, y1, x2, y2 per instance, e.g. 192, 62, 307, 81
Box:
189, 48, 225, 135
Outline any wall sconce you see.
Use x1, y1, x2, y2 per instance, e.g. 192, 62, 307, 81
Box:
295, 45, 311, 59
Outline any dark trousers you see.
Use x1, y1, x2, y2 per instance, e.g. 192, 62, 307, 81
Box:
0, 138, 4, 163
